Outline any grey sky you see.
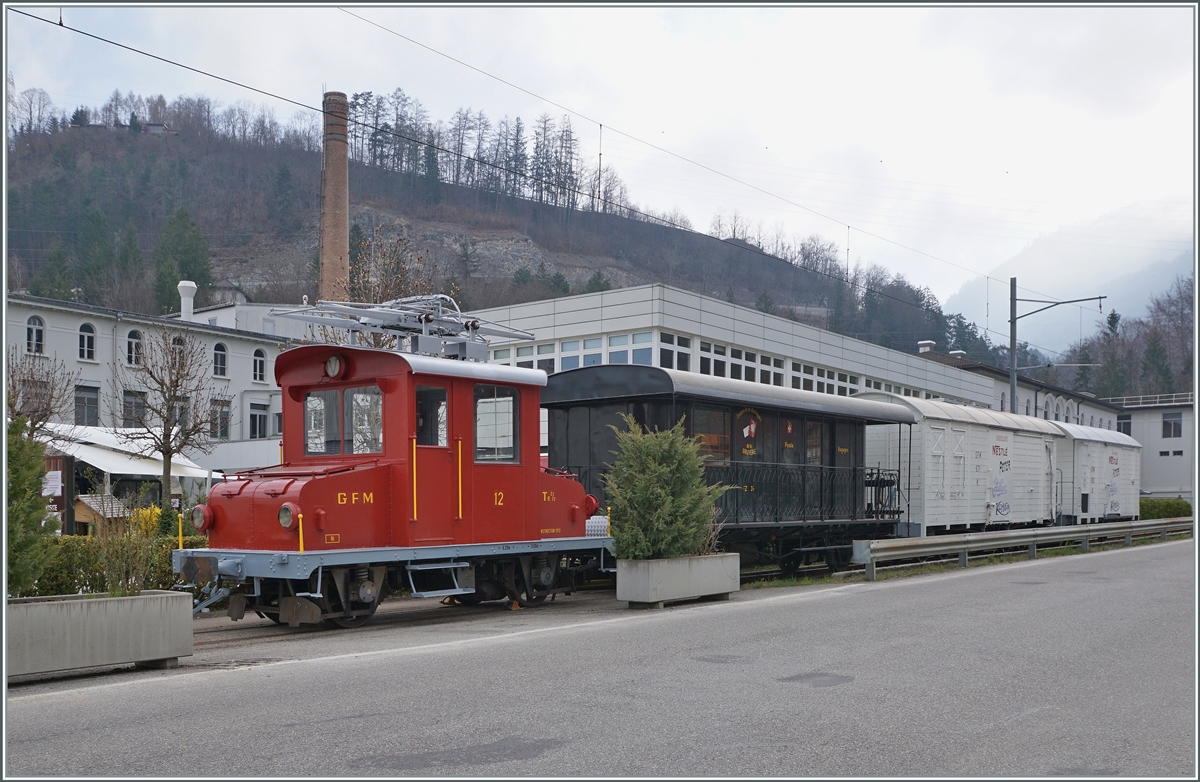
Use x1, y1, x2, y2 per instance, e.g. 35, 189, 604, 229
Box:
5, 5, 1195, 351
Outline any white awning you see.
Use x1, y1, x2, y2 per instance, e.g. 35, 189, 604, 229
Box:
39, 423, 211, 479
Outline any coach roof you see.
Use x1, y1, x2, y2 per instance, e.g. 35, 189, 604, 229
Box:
542, 364, 916, 425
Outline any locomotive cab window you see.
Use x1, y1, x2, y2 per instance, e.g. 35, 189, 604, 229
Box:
416, 385, 449, 447
305, 389, 341, 455
345, 386, 384, 454
475, 384, 519, 462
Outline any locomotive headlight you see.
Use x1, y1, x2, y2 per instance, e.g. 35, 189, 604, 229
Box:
278, 502, 301, 530
190, 504, 213, 533
325, 355, 342, 378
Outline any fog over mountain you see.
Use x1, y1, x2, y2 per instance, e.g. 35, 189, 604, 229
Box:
942, 200, 1193, 355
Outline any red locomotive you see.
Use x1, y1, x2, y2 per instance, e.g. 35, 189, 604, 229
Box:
175, 299, 605, 627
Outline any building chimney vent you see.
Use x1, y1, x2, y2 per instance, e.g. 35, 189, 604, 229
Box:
917, 340, 936, 354
319, 91, 350, 302
178, 280, 197, 322
949, 350, 967, 358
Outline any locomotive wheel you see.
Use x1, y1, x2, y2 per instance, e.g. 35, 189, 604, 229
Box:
504, 557, 558, 607
325, 601, 378, 629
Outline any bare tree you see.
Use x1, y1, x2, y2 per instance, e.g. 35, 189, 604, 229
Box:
6, 346, 80, 439
105, 329, 230, 513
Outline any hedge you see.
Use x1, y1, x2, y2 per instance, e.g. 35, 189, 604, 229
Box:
14, 535, 209, 598
1139, 497, 1193, 520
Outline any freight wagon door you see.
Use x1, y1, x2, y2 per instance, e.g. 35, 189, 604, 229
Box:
413, 383, 456, 543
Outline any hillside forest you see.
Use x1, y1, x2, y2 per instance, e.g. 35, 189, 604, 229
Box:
6, 78, 1193, 398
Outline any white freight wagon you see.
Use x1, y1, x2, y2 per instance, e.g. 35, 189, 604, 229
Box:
1049, 422, 1141, 523
861, 393, 1065, 536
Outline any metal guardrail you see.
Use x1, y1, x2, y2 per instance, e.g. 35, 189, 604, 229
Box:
1100, 392, 1193, 407
852, 517, 1194, 581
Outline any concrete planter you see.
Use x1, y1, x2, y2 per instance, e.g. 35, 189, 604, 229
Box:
7, 590, 193, 676
616, 553, 740, 608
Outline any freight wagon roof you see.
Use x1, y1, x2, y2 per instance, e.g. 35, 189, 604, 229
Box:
855, 392, 1063, 435
1051, 421, 1142, 448
542, 365, 917, 425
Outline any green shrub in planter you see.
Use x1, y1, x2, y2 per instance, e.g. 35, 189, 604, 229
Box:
6, 418, 60, 596
1140, 497, 1193, 520
14, 535, 208, 598
602, 413, 727, 560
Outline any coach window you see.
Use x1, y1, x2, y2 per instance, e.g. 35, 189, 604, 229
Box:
305, 389, 342, 455
693, 406, 730, 461
79, 323, 96, 360
475, 385, 519, 462
805, 420, 823, 465
345, 386, 384, 454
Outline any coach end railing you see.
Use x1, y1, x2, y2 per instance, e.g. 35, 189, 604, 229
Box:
852, 517, 1194, 581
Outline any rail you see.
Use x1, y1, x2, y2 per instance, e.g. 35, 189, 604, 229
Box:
852, 517, 1194, 581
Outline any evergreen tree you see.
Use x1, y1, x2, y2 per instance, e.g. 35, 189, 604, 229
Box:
512, 266, 532, 286
75, 208, 115, 302
69, 106, 88, 126
421, 133, 442, 205
128, 112, 140, 134
1140, 330, 1174, 395
583, 270, 612, 293
7, 417, 60, 596
754, 292, 776, 315
152, 208, 211, 312
1072, 344, 1095, 393
349, 222, 366, 274
270, 163, 297, 234
27, 240, 75, 300
115, 222, 143, 274
455, 238, 481, 278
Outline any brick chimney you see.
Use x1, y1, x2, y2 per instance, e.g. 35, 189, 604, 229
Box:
319, 92, 349, 302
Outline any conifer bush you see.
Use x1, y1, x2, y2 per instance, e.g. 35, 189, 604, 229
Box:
1139, 497, 1192, 520
602, 413, 727, 560
7, 417, 60, 596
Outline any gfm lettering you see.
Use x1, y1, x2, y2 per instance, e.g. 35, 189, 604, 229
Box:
337, 492, 374, 505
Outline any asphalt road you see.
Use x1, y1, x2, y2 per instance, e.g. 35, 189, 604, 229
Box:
6, 540, 1195, 777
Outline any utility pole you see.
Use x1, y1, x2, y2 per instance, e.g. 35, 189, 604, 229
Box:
1009, 276, 1106, 414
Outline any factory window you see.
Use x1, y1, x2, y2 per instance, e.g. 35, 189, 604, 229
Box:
253, 349, 266, 382
804, 365, 814, 375
609, 350, 628, 364
773, 372, 783, 386
792, 362, 802, 373
583, 353, 602, 366
561, 355, 580, 371
26, 316, 44, 354
676, 353, 690, 372
848, 375, 858, 385
803, 378, 813, 391
493, 348, 510, 360
826, 384, 835, 395
561, 341, 579, 353
1117, 415, 1131, 435
211, 399, 231, 441
1159, 451, 1169, 457
730, 349, 742, 360
760, 370, 771, 385
537, 343, 555, 355
714, 360, 726, 377
75, 385, 100, 426
127, 330, 143, 366
660, 349, 674, 369
78, 323, 95, 360
1055, 402, 1061, 421
745, 352, 756, 363
817, 368, 825, 378
609, 335, 628, 347
249, 403, 270, 440
817, 381, 825, 393
516, 346, 534, 357
1163, 412, 1182, 438
774, 358, 783, 369
745, 366, 755, 383
838, 373, 848, 383
730, 364, 742, 380
1090, 415, 1094, 427
761, 354, 772, 366
583, 338, 603, 350
660, 332, 675, 345
1043, 399, 1050, 420
632, 348, 652, 366
713, 345, 726, 356
701, 342, 712, 353
676, 336, 691, 349
536, 358, 555, 374
838, 386, 847, 396
633, 332, 653, 344
516, 360, 533, 369
701, 357, 711, 375
213, 343, 227, 376
791, 377, 800, 389
474, 385, 518, 462
1173, 450, 1184, 457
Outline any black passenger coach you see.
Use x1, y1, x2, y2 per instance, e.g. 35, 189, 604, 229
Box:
542, 365, 917, 570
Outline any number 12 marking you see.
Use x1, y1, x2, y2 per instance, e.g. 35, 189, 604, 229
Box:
494, 491, 504, 506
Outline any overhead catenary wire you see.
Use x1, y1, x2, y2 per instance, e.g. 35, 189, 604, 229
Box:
9, 7, 1075, 357
334, 6, 1144, 317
